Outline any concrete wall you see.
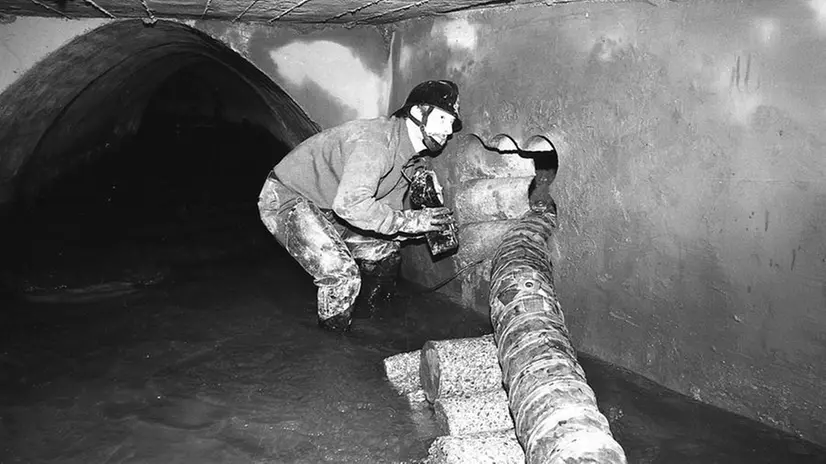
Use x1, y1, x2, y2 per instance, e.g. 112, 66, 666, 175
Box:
0, 17, 112, 95
394, 1, 826, 444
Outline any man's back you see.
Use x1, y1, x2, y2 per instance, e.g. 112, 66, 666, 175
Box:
273, 117, 409, 211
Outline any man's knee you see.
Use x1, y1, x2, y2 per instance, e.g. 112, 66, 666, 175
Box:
318, 260, 360, 305
335, 261, 361, 301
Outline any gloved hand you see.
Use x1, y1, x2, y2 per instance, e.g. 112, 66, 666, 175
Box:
398, 207, 454, 235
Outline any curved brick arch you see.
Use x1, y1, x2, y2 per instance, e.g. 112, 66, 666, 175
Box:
0, 19, 320, 203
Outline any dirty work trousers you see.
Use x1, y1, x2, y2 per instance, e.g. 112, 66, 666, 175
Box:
257, 173, 400, 323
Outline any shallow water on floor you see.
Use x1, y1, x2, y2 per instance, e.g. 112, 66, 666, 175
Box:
2, 245, 825, 464
0, 244, 494, 464
2, 172, 826, 464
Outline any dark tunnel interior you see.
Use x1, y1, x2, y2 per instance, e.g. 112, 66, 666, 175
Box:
1, 61, 294, 297
0, 19, 325, 300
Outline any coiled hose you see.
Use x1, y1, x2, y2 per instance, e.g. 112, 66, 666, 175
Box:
488, 205, 627, 464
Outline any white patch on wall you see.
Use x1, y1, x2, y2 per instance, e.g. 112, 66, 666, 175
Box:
809, 0, 826, 32
753, 18, 777, 46
432, 17, 478, 51
432, 16, 479, 75
560, 11, 638, 59
382, 32, 395, 116
399, 42, 414, 78
595, 33, 628, 62
712, 54, 763, 126
219, 23, 256, 57
727, 91, 763, 125
271, 40, 385, 118
0, 17, 111, 94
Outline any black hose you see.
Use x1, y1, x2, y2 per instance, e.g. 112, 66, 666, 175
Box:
417, 257, 487, 293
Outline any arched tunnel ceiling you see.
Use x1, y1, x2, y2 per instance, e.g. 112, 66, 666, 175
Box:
0, 20, 320, 198
0, 0, 590, 24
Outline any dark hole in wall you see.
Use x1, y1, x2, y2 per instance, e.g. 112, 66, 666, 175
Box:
526, 140, 558, 209
0, 64, 296, 299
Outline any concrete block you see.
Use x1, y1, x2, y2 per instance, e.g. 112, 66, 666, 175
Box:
442, 134, 535, 183
425, 429, 524, 464
455, 220, 520, 268
420, 334, 500, 402
459, 261, 492, 317
383, 349, 421, 396
435, 389, 513, 436
451, 177, 532, 224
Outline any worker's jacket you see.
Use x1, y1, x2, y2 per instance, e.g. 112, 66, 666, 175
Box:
272, 116, 420, 236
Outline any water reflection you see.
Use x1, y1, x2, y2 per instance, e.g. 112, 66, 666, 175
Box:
1, 249, 824, 463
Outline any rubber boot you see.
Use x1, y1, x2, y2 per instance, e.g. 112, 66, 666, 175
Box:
318, 306, 354, 333
353, 253, 401, 319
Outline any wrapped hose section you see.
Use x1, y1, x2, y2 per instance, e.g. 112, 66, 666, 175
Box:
489, 202, 627, 464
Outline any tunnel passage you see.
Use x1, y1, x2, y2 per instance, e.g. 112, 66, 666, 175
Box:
0, 20, 320, 297
0, 19, 320, 202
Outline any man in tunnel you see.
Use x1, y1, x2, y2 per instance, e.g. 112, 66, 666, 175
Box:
257, 80, 462, 332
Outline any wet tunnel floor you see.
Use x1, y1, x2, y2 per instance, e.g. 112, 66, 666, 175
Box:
1, 246, 825, 464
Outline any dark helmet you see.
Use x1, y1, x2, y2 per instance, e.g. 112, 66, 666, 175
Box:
393, 80, 462, 132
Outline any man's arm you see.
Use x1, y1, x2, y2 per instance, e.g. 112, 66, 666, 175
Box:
332, 142, 404, 235
333, 143, 453, 237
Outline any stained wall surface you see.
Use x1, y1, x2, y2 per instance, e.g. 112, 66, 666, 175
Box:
195, 21, 393, 130
392, 1, 826, 445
